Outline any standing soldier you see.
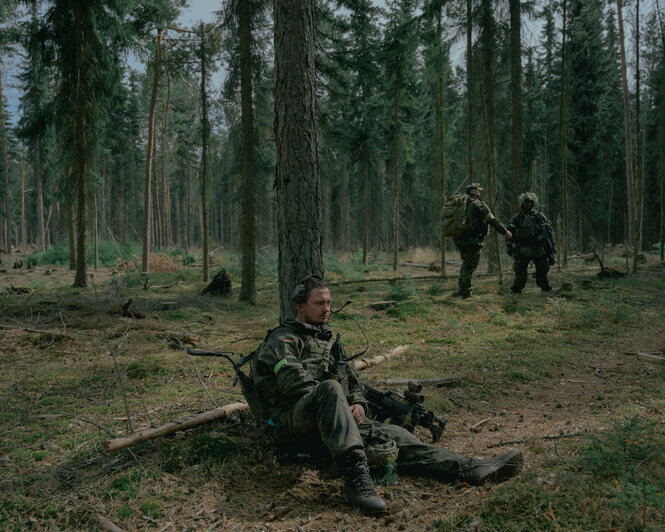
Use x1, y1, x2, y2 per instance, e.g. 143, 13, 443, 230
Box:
506, 192, 555, 294
453, 183, 512, 298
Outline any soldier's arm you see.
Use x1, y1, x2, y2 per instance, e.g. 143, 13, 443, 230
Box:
256, 333, 317, 402
346, 361, 368, 412
481, 203, 508, 236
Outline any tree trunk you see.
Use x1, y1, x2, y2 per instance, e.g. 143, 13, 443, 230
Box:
616, 0, 635, 250
274, 0, 323, 320
510, 0, 522, 211
72, 0, 88, 288
559, 0, 569, 268
632, 0, 640, 272
20, 154, 26, 250
362, 141, 371, 266
1, 71, 10, 254
67, 202, 75, 271
93, 193, 98, 270
142, 28, 162, 273
200, 23, 210, 283
466, 0, 473, 184
392, 80, 400, 273
34, 138, 46, 251
436, 9, 447, 278
239, 0, 256, 303
480, 0, 500, 277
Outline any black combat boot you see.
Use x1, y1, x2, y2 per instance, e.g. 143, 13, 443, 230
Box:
459, 449, 523, 485
340, 449, 387, 515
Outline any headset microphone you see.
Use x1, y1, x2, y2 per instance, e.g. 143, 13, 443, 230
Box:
331, 299, 352, 314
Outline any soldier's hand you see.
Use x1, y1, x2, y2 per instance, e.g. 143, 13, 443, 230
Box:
505, 230, 513, 239
350, 404, 365, 426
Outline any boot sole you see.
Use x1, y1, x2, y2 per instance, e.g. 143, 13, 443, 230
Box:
342, 493, 388, 515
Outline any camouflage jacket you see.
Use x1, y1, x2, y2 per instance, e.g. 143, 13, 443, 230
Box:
508, 210, 555, 259
454, 198, 508, 246
253, 318, 367, 422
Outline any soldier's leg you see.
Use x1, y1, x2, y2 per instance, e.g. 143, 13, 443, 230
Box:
283, 380, 363, 460
511, 258, 529, 293
458, 246, 481, 296
359, 420, 466, 482
534, 257, 552, 291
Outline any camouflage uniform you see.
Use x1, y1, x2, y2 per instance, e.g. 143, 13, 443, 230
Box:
507, 198, 554, 293
453, 196, 509, 297
254, 318, 467, 481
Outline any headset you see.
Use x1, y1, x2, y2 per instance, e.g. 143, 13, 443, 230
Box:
291, 273, 324, 304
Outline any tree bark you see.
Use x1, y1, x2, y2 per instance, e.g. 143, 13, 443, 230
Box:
632, 0, 640, 272
142, 28, 162, 273
510, 0, 522, 210
200, 23, 210, 283
559, 0, 569, 268
239, 0, 256, 303
20, 153, 26, 250
72, 0, 88, 288
616, 0, 635, 250
67, 202, 75, 270
1, 71, 11, 254
436, 9, 447, 278
480, 0, 500, 277
466, 0, 473, 184
392, 79, 400, 273
274, 0, 323, 320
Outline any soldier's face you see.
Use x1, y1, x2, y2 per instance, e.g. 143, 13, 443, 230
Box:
522, 200, 533, 212
297, 287, 332, 325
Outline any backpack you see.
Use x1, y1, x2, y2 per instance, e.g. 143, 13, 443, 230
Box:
441, 194, 469, 237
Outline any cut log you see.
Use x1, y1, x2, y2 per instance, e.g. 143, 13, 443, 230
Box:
623, 351, 665, 366
103, 402, 249, 454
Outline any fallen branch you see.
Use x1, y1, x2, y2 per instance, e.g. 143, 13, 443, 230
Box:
623, 351, 665, 366
103, 402, 249, 454
103, 345, 408, 453
0, 323, 74, 337
487, 430, 587, 448
368, 376, 461, 387
353, 345, 408, 371
94, 515, 125, 532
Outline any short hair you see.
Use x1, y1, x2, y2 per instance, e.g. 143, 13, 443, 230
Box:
292, 274, 328, 303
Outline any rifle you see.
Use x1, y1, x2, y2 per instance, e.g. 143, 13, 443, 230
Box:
328, 335, 446, 442
536, 221, 557, 265
362, 382, 446, 442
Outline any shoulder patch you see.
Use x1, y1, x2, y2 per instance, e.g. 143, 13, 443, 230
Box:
282, 338, 294, 344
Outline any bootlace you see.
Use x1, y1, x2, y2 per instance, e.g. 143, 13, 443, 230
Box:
349, 463, 378, 496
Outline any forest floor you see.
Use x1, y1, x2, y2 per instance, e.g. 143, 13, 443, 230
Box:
1, 249, 665, 531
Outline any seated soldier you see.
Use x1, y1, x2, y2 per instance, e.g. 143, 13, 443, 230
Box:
252, 274, 523, 514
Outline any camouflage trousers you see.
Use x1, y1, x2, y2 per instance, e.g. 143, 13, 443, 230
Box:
511, 256, 551, 292
272, 380, 465, 481
454, 242, 482, 295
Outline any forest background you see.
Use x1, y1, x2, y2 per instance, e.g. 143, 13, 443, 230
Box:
2, 1, 665, 530
0, 0, 663, 297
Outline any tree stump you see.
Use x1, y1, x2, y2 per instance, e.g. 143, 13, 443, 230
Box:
201, 269, 232, 297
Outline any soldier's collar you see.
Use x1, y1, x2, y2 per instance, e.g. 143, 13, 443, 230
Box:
283, 318, 332, 339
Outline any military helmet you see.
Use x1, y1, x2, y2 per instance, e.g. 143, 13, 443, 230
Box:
518, 192, 539, 208
466, 183, 483, 195
364, 436, 398, 472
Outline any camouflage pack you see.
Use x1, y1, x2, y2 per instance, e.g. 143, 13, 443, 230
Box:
441, 194, 469, 237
